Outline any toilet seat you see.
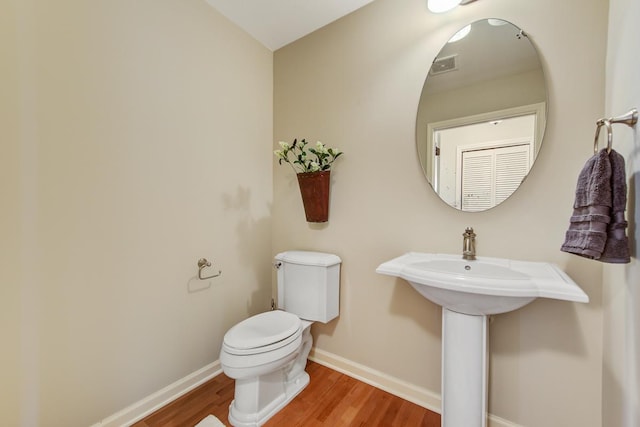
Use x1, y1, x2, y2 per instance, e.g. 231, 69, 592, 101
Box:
223, 310, 302, 356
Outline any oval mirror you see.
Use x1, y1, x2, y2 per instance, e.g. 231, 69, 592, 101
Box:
416, 19, 547, 212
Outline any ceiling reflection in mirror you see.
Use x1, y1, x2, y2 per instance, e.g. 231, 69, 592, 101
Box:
416, 19, 547, 212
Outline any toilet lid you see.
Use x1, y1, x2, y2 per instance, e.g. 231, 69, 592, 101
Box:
224, 310, 301, 350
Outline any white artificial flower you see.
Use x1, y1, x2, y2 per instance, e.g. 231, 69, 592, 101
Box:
316, 141, 329, 154
278, 141, 290, 150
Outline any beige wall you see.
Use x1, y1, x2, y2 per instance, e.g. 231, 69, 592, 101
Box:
603, 0, 640, 425
420, 69, 547, 124
0, 1, 22, 425
274, 0, 607, 425
2, 0, 273, 425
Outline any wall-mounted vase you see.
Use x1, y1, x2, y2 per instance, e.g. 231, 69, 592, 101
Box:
296, 170, 330, 222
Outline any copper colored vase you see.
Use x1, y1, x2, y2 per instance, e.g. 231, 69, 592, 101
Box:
296, 170, 330, 222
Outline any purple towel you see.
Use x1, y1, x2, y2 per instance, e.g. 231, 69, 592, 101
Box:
561, 149, 630, 263
599, 150, 630, 263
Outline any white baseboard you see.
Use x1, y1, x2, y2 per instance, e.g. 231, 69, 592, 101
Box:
489, 414, 523, 427
309, 348, 521, 427
91, 360, 222, 427
93, 349, 521, 427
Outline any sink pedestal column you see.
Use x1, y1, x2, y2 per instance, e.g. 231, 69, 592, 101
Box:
442, 308, 487, 427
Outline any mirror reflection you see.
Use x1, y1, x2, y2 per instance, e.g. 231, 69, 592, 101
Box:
416, 19, 547, 212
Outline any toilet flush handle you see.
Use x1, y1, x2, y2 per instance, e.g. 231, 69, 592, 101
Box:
274, 261, 282, 269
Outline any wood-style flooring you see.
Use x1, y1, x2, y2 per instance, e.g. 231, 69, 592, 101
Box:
132, 361, 440, 427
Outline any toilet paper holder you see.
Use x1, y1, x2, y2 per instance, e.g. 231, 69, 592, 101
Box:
197, 258, 222, 280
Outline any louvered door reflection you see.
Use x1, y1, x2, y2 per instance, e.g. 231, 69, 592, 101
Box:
461, 144, 530, 211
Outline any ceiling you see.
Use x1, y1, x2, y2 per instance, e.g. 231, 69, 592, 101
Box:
426, 19, 542, 94
205, 0, 377, 51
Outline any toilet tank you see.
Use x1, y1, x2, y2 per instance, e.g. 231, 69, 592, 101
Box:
275, 251, 341, 323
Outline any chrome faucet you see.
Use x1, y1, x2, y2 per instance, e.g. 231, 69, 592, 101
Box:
462, 227, 476, 260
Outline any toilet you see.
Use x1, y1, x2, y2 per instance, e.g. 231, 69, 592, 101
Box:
220, 251, 341, 427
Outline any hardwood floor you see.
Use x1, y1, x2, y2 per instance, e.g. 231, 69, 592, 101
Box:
132, 361, 440, 427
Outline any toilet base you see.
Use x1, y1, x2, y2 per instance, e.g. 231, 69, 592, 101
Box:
228, 370, 310, 427
226, 324, 313, 427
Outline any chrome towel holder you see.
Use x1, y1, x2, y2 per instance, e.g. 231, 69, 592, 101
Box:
197, 258, 222, 280
594, 108, 638, 154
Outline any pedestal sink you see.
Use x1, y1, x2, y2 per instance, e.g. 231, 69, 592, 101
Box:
376, 252, 588, 427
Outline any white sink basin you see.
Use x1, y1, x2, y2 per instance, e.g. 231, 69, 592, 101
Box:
376, 252, 588, 315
